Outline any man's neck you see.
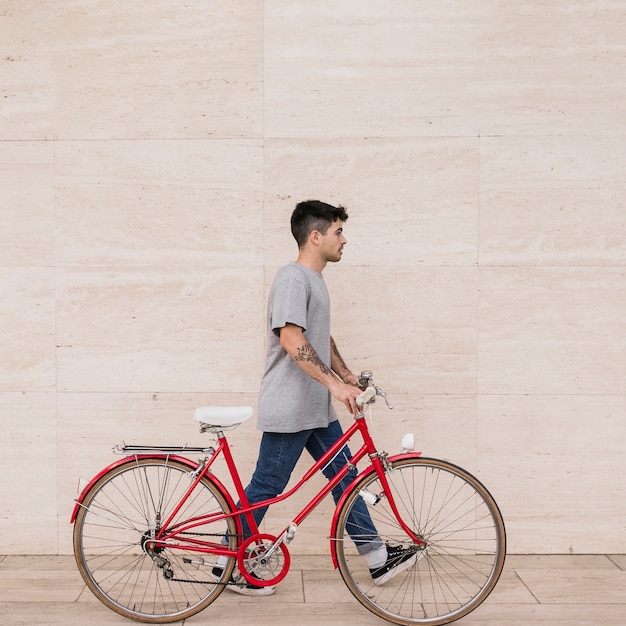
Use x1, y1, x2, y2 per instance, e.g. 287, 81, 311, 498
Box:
295, 249, 326, 274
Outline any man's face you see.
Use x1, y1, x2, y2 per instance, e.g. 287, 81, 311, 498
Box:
318, 219, 347, 263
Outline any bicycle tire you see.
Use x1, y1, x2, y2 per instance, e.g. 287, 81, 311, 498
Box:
73, 456, 237, 623
334, 456, 506, 626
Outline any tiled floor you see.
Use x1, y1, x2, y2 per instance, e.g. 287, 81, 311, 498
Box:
1, 554, 625, 625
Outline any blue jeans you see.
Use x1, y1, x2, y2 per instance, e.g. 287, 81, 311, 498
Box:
239, 420, 382, 555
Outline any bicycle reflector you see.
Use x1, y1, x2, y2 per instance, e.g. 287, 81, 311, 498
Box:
401, 433, 415, 453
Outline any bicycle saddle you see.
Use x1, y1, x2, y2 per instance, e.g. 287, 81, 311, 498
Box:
193, 406, 253, 432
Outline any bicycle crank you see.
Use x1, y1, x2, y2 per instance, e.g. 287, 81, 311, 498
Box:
238, 534, 291, 587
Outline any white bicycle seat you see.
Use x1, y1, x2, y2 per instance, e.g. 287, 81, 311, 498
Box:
193, 406, 253, 432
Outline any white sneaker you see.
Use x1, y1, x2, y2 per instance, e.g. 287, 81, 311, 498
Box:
212, 567, 276, 596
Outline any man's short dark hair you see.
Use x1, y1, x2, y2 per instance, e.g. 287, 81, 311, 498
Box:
291, 200, 349, 248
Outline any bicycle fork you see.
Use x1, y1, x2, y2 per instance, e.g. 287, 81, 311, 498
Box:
369, 453, 427, 549
329, 451, 427, 570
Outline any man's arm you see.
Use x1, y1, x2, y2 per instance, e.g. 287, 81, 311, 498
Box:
330, 336, 358, 386
279, 323, 361, 415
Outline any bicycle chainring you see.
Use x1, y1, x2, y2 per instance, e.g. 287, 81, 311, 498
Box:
237, 534, 290, 587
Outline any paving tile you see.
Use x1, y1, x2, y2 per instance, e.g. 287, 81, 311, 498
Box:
459, 604, 626, 625
482, 566, 537, 604
517, 569, 626, 604
2, 554, 626, 626
0, 555, 79, 571
301, 569, 357, 604
1, 602, 128, 626
5, 599, 626, 626
608, 554, 626, 570
193, 601, 383, 625
507, 554, 618, 570
0, 569, 84, 603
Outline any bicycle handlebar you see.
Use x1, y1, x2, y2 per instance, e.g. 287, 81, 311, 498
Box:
356, 387, 376, 407
355, 371, 393, 410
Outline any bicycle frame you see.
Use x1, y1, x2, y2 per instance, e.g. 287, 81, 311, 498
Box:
72, 377, 506, 626
72, 409, 425, 564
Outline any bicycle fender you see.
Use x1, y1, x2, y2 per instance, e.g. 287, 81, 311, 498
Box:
328, 452, 422, 569
70, 454, 235, 523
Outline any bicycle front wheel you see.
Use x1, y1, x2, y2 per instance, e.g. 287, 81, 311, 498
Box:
73, 457, 237, 623
334, 457, 506, 626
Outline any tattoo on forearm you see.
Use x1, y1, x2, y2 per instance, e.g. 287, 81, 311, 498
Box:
294, 343, 332, 376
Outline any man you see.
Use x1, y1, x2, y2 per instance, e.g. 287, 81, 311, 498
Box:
215, 200, 417, 595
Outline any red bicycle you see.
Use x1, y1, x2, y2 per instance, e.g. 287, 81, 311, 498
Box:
72, 372, 506, 625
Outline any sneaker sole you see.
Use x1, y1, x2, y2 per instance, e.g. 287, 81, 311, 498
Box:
210, 568, 277, 597
373, 552, 419, 586
228, 583, 276, 597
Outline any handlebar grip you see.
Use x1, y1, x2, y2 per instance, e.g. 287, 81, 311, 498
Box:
356, 387, 376, 407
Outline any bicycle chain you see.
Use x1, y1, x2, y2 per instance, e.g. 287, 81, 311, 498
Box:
170, 576, 230, 585
170, 570, 244, 587
179, 531, 244, 539
159, 532, 247, 586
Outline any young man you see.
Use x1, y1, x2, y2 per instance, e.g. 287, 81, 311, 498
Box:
216, 200, 417, 595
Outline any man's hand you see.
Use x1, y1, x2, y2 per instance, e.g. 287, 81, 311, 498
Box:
328, 378, 363, 416
343, 372, 359, 387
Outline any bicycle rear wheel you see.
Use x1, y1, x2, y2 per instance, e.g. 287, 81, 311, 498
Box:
334, 457, 506, 626
73, 457, 237, 623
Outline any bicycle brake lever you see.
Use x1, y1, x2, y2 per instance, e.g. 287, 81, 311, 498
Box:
375, 387, 393, 410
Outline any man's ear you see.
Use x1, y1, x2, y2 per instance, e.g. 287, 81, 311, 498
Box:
309, 230, 321, 246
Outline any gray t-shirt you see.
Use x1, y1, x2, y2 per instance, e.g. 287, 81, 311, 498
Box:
257, 262, 338, 433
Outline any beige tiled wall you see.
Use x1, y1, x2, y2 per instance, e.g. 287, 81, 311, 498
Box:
1, 1, 624, 555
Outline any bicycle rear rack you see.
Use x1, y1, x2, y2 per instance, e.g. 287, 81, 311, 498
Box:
113, 442, 215, 455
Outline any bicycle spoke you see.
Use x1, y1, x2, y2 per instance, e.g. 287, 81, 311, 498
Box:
334, 457, 506, 625
74, 458, 236, 623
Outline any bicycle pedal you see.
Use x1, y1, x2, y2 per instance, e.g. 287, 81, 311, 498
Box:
182, 557, 214, 567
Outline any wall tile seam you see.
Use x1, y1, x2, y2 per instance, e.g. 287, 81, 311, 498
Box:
5, 264, 626, 270
475, 264, 626, 269
259, 132, 626, 140
0, 137, 267, 142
